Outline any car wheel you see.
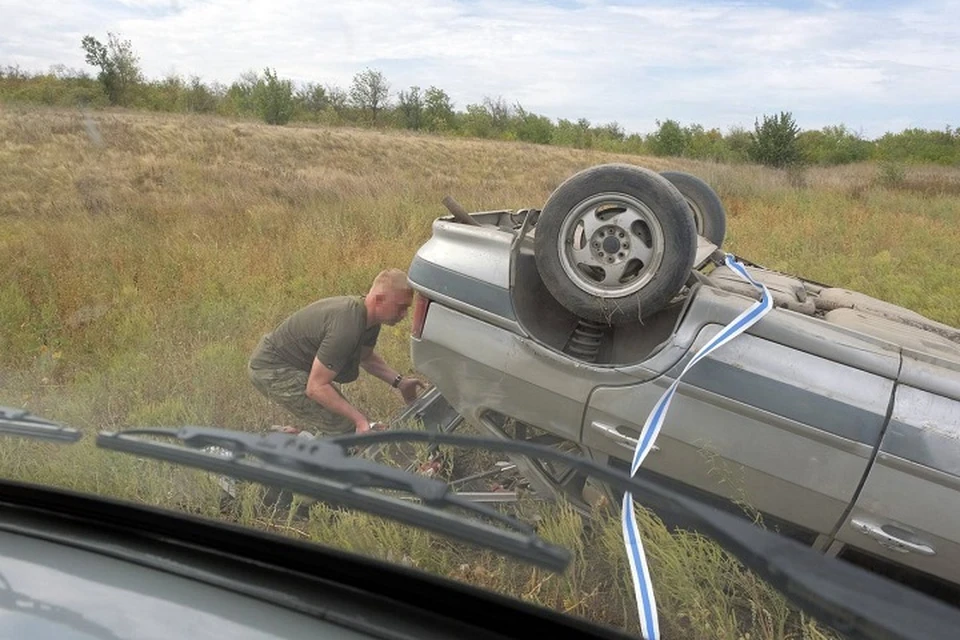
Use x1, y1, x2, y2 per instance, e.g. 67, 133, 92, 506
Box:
534, 163, 697, 325
660, 170, 727, 247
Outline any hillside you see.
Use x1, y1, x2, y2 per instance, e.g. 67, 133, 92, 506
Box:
2, 104, 959, 639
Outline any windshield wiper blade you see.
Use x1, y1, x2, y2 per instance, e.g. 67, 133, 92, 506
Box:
94, 427, 571, 573
322, 430, 960, 640
0, 407, 82, 443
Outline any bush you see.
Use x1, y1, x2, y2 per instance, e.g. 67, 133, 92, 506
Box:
797, 125, 873, 166
749, 111, 802, 168
875, 127, 960, 166
877, 160, 906, 188
253, 68, 294, 126
648, 119, 689, 157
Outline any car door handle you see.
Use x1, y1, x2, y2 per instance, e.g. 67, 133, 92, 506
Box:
850, 518, 936, 556
590, 421, 659, 453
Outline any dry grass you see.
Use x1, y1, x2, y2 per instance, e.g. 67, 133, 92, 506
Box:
3, 103, 960, 639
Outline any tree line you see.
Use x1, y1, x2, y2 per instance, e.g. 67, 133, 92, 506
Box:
1, 32, 957, 169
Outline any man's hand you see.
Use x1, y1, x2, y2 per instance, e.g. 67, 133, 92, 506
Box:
397, 377, 427, 404
360, 351, 427, 404
354, 417, 389, 434
354, 416, 373, 434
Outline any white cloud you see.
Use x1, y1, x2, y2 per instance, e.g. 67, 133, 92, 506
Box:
1, 0, 957, 138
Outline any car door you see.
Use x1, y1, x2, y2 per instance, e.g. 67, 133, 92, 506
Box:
581, 287, 899, 544
829, 353, 960, 586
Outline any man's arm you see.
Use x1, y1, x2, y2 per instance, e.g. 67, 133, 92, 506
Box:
359, 346, 401, 385
305, 356, 369, 431
361, 347, 426, 404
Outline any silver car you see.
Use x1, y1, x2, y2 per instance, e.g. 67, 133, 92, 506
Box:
406, 163, 960, 599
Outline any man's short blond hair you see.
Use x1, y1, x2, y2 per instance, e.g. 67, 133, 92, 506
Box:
370, 268, 411, 295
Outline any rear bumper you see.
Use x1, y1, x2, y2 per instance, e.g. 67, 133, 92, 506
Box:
409, 303, 588, 447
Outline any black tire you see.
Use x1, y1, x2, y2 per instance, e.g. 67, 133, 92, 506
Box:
660, 170, 727, 247
534, 164, 697, 326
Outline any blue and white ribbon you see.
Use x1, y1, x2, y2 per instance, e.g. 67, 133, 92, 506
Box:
622, 254, 773, 640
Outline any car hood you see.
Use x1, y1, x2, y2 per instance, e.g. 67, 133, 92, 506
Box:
0, 530, 364, 640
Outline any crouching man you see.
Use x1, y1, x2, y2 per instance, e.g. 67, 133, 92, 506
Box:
248, 268, 426, 436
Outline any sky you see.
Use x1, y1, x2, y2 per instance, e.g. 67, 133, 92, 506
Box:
2, 0, 958, 139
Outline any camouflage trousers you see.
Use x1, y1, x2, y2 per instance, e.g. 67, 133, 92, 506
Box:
248, 338, 354, 436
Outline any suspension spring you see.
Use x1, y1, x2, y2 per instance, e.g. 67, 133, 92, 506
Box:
563, 318, 607, 363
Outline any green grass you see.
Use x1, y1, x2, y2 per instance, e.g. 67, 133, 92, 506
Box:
3, 104, 959, 639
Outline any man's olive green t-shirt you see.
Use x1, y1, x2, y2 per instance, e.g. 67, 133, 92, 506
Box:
255, 296, 380, 383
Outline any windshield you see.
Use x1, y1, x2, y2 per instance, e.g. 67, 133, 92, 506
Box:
3, 3, 960, 640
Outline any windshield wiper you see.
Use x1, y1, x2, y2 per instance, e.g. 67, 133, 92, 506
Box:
0, 407, 82, 443
320, 429, 960, 640
94, 427, 571, 573
94, 425, 960, 640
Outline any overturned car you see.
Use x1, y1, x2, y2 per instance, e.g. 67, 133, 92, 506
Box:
406, 163, 960, 599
